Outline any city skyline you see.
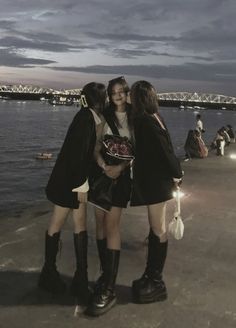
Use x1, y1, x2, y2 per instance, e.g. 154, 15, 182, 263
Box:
0, 0, 235, 96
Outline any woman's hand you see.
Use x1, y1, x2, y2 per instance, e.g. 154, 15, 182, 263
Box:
78, 192, 88, 203
173, 177, 182, 188
104, 164, 123, 179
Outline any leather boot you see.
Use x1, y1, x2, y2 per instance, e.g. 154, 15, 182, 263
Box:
132, 229, 168, 303
70, 231, 90, 305
38, 231, 66, 294
86, 249, 120, 316
93, 238, 107, 292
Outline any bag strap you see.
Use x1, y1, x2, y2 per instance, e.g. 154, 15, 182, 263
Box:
153, 113, 166, 130
103, 110, 120, 136
175, 187, 181, 215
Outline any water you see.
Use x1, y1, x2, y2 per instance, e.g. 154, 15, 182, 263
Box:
0, 100, 236, 217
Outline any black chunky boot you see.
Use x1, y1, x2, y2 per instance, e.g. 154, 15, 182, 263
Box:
132, 229, 168, 303
70, 231, 90, 306
38, 231, 66, 294
86, 249, 120, 316
93, 238, 107, 292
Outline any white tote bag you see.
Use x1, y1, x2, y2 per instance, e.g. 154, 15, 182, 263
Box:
168, 187, 184, 240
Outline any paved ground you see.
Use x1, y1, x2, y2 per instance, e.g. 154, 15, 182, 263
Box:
0, 145, 236, 328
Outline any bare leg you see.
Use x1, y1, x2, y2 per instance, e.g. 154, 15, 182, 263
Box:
72, 203, 87, 233
147, 202, 167, 242
48, 205, 70, 235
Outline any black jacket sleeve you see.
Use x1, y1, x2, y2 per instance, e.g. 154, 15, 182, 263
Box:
59, 109, 96, 189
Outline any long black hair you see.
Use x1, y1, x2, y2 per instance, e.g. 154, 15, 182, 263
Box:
130, 80, 159, 117
80, 82, 106, 114
105, 76, 132, 129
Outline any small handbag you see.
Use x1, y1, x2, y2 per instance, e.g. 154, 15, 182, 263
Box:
168, 187, 184, 240
88, 173, 115, 212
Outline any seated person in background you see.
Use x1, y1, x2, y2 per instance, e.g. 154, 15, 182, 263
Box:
226, 125, 235, 143
184, 129, 208, 159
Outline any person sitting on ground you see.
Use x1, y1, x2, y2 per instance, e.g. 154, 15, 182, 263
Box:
184, 129, 208, 159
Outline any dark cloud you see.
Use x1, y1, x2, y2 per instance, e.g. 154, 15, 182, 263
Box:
49, 62, 236, 83
0, 20, 16, 30
0, 36, 95, 52
0, 48, 56, 67
0, 0, 235, 94
86, 32, 177, 42
111, 48, 212, 61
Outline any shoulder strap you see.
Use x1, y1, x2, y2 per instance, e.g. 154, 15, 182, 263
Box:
103, 111, 120, 136
153, 113, 166, 130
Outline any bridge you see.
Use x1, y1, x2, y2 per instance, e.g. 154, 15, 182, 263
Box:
0, 84, 54, 94
158, 92, 236, 109
0, 84, 81, 100
158, 92, 236, 105
0, 85, 236, 109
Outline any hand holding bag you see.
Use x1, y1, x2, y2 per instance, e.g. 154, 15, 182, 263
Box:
168, 187, 184, 240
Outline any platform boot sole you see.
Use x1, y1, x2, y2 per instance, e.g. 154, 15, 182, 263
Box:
132, 287, 167, 304
85, 296, 117, 317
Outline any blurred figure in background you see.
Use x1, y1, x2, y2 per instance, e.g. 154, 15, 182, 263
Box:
226, 125, 235, 143
195, 114, 205, 134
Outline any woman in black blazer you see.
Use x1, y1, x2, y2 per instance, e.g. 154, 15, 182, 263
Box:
38, 82, 106, 306
130, 80, 183, 304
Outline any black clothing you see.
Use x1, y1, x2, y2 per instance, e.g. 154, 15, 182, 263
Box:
131, 113, 182, 206
89, 108, 132, 209
132, 230, 168, 304
38, 231, 66, 294
46, 108, 96, 209
71, 232, 90, 305
184, 130, 208, 159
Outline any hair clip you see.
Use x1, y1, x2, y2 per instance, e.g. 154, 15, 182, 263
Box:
80, 94, 88, 108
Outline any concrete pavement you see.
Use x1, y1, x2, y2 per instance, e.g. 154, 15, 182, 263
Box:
0, 145, 236, 328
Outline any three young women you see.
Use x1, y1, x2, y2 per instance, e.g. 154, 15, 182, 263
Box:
129, 80, 183, 304
38, 82, 106, 306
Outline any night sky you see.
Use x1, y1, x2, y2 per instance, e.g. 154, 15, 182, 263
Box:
0, 0, 235, 95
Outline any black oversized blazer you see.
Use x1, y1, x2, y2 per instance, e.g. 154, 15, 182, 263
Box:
46, 108, 96, 209
130, 113, 182, 206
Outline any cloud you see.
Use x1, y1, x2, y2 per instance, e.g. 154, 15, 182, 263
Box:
0, 19, 16, 30
49, 62, 236, 83
0, 0, 235, 94
0, 48, 56, 67
85, 32, 178, 42
111, 48, 212, 61
0, 36, 94, 52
